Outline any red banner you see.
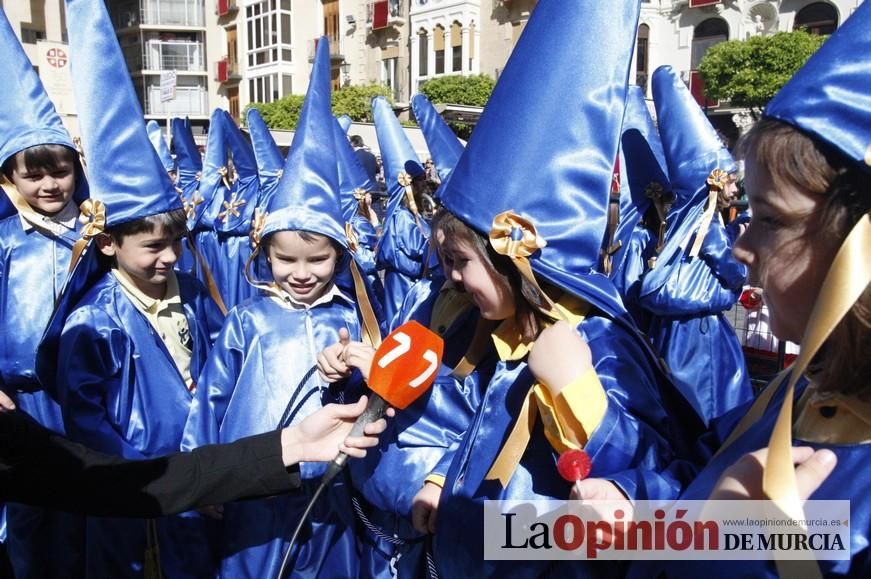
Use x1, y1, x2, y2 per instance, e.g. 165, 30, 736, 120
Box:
689, 0, 721, 7
372, 1, 388, 30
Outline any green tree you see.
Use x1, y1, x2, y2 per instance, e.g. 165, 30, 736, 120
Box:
243, 84, 392, 130
332, 84, 393, 122
699, 30, 826, 117
245, 95, 306, 130
419, 74, 495, 139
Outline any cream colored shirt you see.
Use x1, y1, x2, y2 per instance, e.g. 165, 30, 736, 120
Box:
112, 268, 194, 390
19, 199, 78, 236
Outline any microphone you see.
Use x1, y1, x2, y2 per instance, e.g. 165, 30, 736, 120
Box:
321, 320, 444, 485
277, 321, 443, 579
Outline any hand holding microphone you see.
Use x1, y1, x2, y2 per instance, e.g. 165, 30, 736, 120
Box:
320, 321, 444, 485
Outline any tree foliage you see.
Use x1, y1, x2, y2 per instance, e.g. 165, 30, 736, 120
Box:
699, 30, 826, 113
244, 84, 392, 130
331, 84, 394, 122
419, 74, 495, 139
419, 74, 495, 107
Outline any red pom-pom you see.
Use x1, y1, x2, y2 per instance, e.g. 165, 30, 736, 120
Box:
557, 449, 592, 482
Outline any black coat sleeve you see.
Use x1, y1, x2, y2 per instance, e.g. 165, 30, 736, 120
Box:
0, 410, 301, 517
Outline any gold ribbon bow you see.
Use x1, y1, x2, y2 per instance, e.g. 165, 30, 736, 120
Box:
217, 166, 232, 190
686, 168, 732, 259
78, 199, 106, 239
489, 211, 566, 321
184, 193, 204, 221
72, 137, 88, 172
344, 221, 359, 254
249, 208, 268, 249
219, 192, 247, 222
489, 211, 546, 259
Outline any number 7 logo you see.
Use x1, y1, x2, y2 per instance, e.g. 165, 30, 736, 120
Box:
369, 321, 444, 409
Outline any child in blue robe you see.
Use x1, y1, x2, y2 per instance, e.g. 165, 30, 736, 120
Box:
324, 3, 704, 577
636, 66, 752, 427
372, 96, 433, 324
633, 5, 871, 576
0, 8, 90, 576
36, 2, 223, 576
182, 38, 368, 579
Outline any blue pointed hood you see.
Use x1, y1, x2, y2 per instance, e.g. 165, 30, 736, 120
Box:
653, 65, 735, 209
0, 7, 87, 205
637, 65, 738, 299
215, 110, 259, 234
192, 109, 230, 232
337, 114, 353, 134
146, 120, 175, 176
258, 37, 345, 248
610, 85, 671, 278
372, 96, 424, 226
246, 108, 284, 188
64, 0, 181, 229
333, 117, 376, 224
436, 0, 642, 318
411, 93, 463, 185
172, 117, 202, 189
765, 2, 871, 177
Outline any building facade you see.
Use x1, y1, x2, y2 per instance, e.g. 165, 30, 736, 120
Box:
1, 0, 861, 136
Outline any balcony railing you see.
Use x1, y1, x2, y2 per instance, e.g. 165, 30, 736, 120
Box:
144, 40, 204, 72
308, 37, 345, 62
215, 57, 240, 82
140, 0, 205, 27
145, 85, 208, 115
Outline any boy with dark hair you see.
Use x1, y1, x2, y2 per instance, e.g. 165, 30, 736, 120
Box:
37, 1, 224, 576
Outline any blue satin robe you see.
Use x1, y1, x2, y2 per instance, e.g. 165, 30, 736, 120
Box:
638, 219, 752, 426
348, 276, 489, 578
635, 377, 871, 578
610, 224, 658, 329
433, 312, 693, 578
182, 292, 364, 579
55, 271, 224, 578
376, 206, 431, 324
0, 215, 86, 576
210, 173, 261, 309
349, 213, 385, 307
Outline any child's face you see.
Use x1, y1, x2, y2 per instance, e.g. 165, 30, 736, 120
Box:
98, 226, 183, 298
733, 155, 841, 344
9, 152, 76, 216
436, 230, 516, 321
266, 231, 339, 305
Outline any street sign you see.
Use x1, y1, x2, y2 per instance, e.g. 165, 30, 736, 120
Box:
160, 70, 177, 102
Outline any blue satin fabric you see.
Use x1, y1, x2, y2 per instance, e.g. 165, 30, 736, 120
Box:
372, 96, 424, 234
610, 87, 670, 328
146, 120, 175, 175
207, 112, 260, 309
0, 9, 75, 169
411, 94, 464, 186
632, 377, 871, 578
0, 216, 87, 577
637, 217, 751, 426
376, 206, 431, 324
261, 39, 346, 247
171, 117, 203, 197
765, 1, 871, 175
182, 294, 363, 578
348, 276, 488, 577
437, 0, 641, 300
337, 114, 352, 134
64, 0, 180, 228
54, 271, 223, 578
0, 8, 89, 206
432, 312, 695, 577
